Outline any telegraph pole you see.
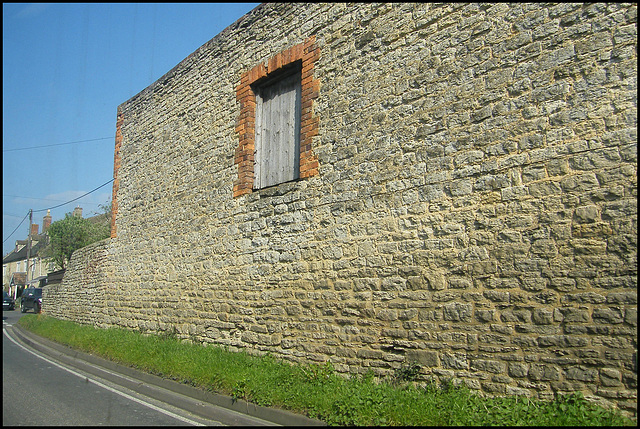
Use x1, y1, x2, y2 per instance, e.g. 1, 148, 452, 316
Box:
25, 209, 33, 285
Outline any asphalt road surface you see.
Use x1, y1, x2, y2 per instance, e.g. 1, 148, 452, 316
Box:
2, 311, 217, 426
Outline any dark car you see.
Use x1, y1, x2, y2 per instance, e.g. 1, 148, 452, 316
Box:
3, 291, 15, 311
20, 287, 42, 313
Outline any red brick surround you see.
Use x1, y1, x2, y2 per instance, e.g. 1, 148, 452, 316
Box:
234, 36, 320, 198
110, 107, 123, 238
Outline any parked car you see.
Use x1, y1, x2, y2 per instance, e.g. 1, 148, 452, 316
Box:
20, 287, 42, 313
3, 291, 15, 311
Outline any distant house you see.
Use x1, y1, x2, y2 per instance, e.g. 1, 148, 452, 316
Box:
5, 272, 26, 300
3, 211, 53, 299
2, 206, 110, 297
3, 237, 53, 298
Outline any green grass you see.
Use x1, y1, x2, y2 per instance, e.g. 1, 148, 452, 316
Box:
18, 315, 635, 426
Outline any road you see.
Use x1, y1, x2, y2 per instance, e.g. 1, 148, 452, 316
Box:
2, 310, 220, 426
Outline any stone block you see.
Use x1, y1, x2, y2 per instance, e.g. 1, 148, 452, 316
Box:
406, 350, 440, 367
565, 366, 598, 382
471, 359, 506, 374
606, 292, 637, 305
376, 309, 398, 321
508, 362, 529, 378
592, 308, 625, 324
532, 308, 554, 325
441, 352, 469, 370
556, 307, 591, 323
475, 309, 495, 323
443, 302, 473, 322
357, 348, 384, 360
529, 364, 561, 381
599, 368, 623, 387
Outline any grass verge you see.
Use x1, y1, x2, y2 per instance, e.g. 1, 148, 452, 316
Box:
18, 314, 635, 426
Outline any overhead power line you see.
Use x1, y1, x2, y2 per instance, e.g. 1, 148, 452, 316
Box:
3, 179, 115, 245
32, 179, 115, 213
3, 137, 114, 153
3, 194, 104, 205
3, 212, 29, 244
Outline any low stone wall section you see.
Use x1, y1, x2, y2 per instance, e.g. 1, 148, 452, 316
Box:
43, 239, 109, 328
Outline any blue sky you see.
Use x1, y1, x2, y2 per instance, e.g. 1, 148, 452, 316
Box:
3, 3, 260, 256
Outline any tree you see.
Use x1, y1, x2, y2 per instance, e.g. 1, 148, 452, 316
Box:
90, 202, 112, 241
42, 204, 111, 270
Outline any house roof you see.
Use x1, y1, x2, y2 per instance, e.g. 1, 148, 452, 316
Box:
88, 213, 111, 225
2, 235, 49, 264
3, 246, 28, 264
2, 207, 108, 265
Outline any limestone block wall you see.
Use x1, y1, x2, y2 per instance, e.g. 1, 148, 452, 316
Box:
43, 239, 109, 327
55, 3, 636, 414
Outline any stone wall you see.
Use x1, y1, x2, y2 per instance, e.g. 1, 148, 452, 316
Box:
54, 3, 637, 414
43, 239, 109, 327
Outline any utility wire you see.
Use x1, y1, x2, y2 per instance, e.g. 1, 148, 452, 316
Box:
2, 212, 29, 244
2, 194, 103, 205
3, 178, 114, 245
32, 179, 115, 213
2, 137, 113, 153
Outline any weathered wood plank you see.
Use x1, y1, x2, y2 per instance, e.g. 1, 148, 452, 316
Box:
254, 71, 301, 189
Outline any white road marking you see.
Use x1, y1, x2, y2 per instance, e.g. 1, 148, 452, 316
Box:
3, 327, 207, 426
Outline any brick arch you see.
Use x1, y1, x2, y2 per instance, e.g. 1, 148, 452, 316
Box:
233, 36, 320, 198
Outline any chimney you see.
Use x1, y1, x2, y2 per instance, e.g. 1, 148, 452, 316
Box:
43, 210, 52, 232
30, 223, 39, 237
72, 206, 83, 218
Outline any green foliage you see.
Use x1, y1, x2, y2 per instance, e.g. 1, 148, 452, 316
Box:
301, 361, 335, 384
89, 201, 112, 241
391, 362, 422, 384
18, 315, 637, 427
231, 377, 252, 402
41, 204, 111, 269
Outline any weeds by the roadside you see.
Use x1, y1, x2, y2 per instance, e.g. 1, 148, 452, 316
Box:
18, 315, 635, 426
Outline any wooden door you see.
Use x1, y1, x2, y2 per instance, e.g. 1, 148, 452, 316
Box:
254, 71, 301, 189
